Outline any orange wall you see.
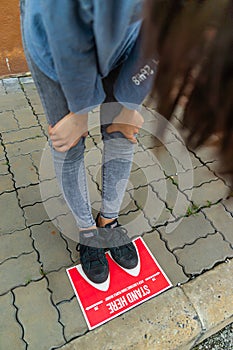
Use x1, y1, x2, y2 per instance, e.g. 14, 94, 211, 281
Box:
0, 0, 28, 76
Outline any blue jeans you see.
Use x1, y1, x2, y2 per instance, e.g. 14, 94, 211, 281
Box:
22, 44, 135, 231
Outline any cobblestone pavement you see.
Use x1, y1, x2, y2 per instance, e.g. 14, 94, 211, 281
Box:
0, 77, 232, 349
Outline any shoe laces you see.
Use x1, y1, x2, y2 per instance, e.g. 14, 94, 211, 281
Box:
77, 244, 105, 266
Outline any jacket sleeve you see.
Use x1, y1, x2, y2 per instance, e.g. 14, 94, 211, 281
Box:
113, 27, 158, 109
41, 0, 105, 114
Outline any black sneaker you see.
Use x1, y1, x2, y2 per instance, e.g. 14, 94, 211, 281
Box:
96, 215, 138, 269
77, 229, 109, 284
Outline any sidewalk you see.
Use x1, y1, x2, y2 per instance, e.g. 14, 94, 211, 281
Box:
0, 76, 232, 350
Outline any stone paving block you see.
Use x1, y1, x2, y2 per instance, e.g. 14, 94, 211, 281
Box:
17, 184, 41, 207
0, 229, 33, 263
37, 114, 49, 136
0, 173, 14, 193
194, 145, 219, 164
87, 164, 101, 189
47, 267, 75, 305
84, 147, 102, 167
0, 159, 9, 175
86, 168, 102, 203
2, 126, 44, 144
182, 166, 219, 190
30, 222, 72, 272
19, 76, 34, 84
184, 179, 229, 205
138, 134, 163, 149
0, 92, 28, 111
0, 293, 26, 350
119, 208, 151, 237
14, 279, 64, 349
174, 233, 233, 275
60, 287, 201, 350
58, 298, 88, 341
5, 137, 47, 157
148, 144, 179, 177
53, 213, 80, 255
30, 149, 53, 179
23, 87, 44, 115
14, 107, 39, 128
0, 192, 26, 234
158, 212, 215, 251
150, 177, 191, 219
202, 203, 233, 246
39, 177, 62, 202
143, 231, 188, 285
182, 260, 233, 340
9, 154, 39, 188
133, 148, 155, 169
24, 195, 70, 226
129, 185, 174, 227
3, 78, 22, 93
0, 110, 19, 131
120, 190, 138, 214
0, 79, 5, 94
128, 163, 165, 190
0, 251, 41, 295
222, 195, 233, 215
0, 143, 5, 161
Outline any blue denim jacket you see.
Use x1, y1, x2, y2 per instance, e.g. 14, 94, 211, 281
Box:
22, 0, 157, 114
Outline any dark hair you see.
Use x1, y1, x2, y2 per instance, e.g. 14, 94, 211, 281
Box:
143, 0, 233, 185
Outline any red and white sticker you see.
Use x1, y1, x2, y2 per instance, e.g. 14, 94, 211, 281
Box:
66, 237, 172, 330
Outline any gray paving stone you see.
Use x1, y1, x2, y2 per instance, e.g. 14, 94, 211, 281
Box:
39, 177, 62, 202
30, 149, 53, 178
0, 92, 28, 111
0, 229, 33, 263
174, 233, 233, 275
60, 287, 201, 350
14, 279, 64, 349
128, 163, 165, 190
182, 166, 219, 190
37, 114, 49, 136
0, 110, 19, 132
202, 203, 233, 246
0, 143, 6, 161
133, 148, 155, 168
53, 214, 80, 253
150, 177, 191, 219
0, 79, 6, 94
9, 154, 39, 188
0, 293, 26, 350
147, 144, 180, 176
0, 173, 14, 193
0, 159, 9, 175
158, 211, 215, 251
19, 76, 34, 84
14, 107, 39, 128
182, 259, 233, 335
184, 179, 229, 205
3, 78, 22, 93
5, 137, 46, 157
138, 134, 163, 149
120, 190, 138, 214
194, 145, 219, 164
24, 195, 69, 226
23, 86, 44, 115
17, 184, 41, 207
143, 231, 188, 285
222, 195, 233, 215
0, 251, 41, 295
47, 267, 75, 305
30, 222, 72, 272
119, 208, 151, 237
58, 298, 88, 341
2, 126, 44, 144
0, 192, 26, 234
84, 147, 102, 167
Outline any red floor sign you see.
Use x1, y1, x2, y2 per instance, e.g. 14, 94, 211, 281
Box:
67, 237, 172, 329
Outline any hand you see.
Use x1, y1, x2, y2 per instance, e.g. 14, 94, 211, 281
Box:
106, 107, 144, 144
48, 112, 88, 152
